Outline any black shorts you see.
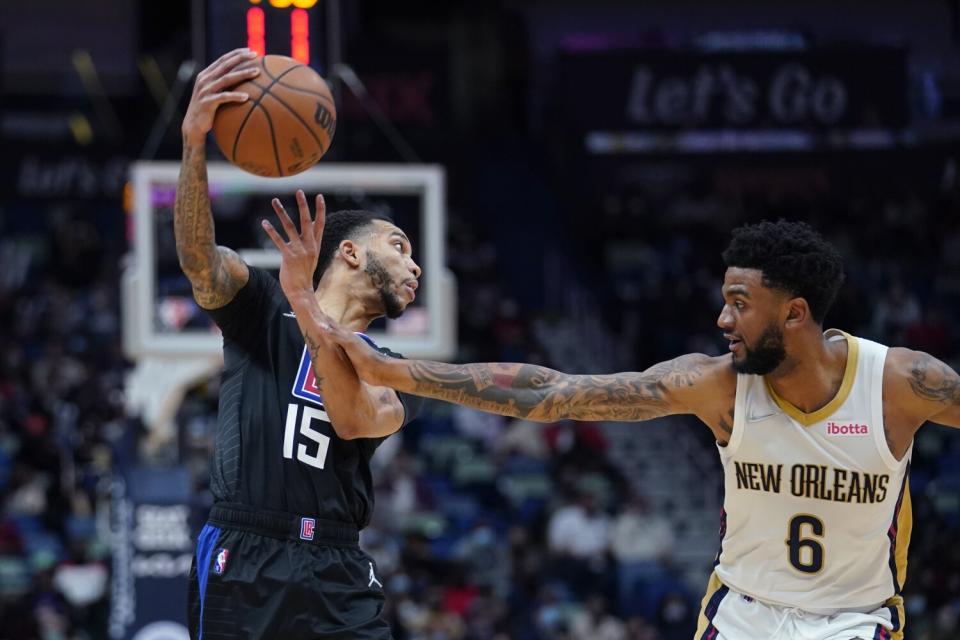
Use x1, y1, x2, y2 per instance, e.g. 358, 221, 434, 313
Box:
187, 503, 391, 639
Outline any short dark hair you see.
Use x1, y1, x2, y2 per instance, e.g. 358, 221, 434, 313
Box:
315, 209, 393, 286
722, 220, 845, 324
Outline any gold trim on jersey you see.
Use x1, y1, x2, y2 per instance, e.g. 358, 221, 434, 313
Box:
893, 477, 912, 593
695, 571, 727, 638
764, 331, 859, 427
885, 594, 906, 640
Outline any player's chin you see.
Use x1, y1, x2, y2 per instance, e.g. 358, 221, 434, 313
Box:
729, 350, 745, 368
383, 296, 407, 320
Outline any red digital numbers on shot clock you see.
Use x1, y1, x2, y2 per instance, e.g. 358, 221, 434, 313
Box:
246, 0, 316, 64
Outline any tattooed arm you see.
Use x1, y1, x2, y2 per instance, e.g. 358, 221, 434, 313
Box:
330, 331, 734, 428
175, 48, 261, 309
890, 348, 960, 427
883, 348, 960, 459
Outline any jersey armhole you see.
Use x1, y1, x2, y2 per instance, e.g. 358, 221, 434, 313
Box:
873, 345, 902, 471
720, 374, 748, 456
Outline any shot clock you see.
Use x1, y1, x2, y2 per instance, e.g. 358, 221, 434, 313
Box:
206, 0, 330, 71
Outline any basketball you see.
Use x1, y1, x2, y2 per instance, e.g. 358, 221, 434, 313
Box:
212, 55, 336, 177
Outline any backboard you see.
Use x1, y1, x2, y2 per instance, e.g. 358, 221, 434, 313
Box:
124, 161, 456, 361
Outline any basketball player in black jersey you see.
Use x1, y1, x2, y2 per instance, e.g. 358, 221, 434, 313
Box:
177, 48, 423, 639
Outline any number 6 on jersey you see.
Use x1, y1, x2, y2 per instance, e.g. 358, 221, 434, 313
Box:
786, 514, 825, 573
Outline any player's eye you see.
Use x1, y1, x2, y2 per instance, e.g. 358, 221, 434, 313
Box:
394, 242, 404, 252
734, 300, 745, 310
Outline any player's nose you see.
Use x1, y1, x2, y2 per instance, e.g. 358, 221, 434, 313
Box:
717, 305, 734, 330
408, 259, 422, 279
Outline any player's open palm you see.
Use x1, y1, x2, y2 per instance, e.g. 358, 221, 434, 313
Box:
262, 190, 326, 297
182, 48, 260, 144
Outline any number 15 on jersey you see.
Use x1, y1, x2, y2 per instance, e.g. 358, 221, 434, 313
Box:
283, 403, 331, 469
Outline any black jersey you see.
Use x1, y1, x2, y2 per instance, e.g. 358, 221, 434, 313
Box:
204, 266, 421, 527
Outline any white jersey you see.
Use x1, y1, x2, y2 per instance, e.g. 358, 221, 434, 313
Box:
714, 329, 912, 613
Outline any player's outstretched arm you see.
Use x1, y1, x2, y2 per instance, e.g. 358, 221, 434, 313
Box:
262, 192, 405, 440
328, 332, 721, 424
175, 48, 261, 309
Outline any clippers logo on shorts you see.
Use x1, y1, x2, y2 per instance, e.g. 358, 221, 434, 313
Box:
291, 346, 324, 407
300, 517, 316, 541
213, 548, 229, 574
826, 421, 870, 436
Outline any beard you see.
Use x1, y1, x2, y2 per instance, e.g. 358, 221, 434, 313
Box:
732, 322, 787, 375
365, 253, 406, 319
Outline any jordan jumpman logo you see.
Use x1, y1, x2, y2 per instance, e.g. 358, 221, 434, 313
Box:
368, 562, 382, 588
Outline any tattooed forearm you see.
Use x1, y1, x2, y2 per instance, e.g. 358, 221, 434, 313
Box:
400, 355, 706, 422
304, 333, 326, 394
908, 356, 960, 405
174, 141, 245, 308
174, 143, 216, 274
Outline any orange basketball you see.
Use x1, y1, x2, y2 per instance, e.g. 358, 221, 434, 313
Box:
212, 55, 336, 177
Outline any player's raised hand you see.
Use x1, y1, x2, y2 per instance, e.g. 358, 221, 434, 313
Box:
182, 48, 261, 145
261, 190, 326, 296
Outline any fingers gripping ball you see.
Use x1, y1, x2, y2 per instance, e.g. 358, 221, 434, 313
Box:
212, 55, 337, 177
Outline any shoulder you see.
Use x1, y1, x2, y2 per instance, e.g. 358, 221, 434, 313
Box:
215, 264, 280, 301
884, 346, 959, 414
252, 267, 292, 312
881, 347, 921, 404
252, 266, 284, 294
651, 353, 734, 387
883, 346, 946, 388
651, 353, 736, 407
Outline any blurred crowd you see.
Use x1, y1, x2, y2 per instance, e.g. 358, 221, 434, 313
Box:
0, 209, 127, 638
1, 172, 960, 640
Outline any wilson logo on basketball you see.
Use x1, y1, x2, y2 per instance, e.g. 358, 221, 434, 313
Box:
314, 103, 336, 137
825, 421, 869, 436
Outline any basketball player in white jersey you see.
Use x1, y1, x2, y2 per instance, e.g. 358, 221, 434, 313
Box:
267, 213, 960, 639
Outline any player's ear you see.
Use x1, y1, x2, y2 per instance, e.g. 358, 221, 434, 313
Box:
784, 297, 809, 328
339, 239, 362, 269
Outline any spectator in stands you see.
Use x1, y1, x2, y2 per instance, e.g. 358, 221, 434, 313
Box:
453, 403, 506, 451
375, 450, 430, 529
498, 417, 550, 460
547, 491, 612, 598
610, 492, 675, 618
455, 520, 511, 597
570, 594, 626, 640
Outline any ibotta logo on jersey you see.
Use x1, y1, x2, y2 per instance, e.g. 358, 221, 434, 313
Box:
826, 421, 870, 436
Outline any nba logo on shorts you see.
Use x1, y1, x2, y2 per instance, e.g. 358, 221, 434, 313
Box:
300, 517, 316, 541
213, 548, 229, 574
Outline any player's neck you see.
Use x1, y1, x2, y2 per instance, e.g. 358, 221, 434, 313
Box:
313, 284, 378, 332
764, 331, 848, 414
